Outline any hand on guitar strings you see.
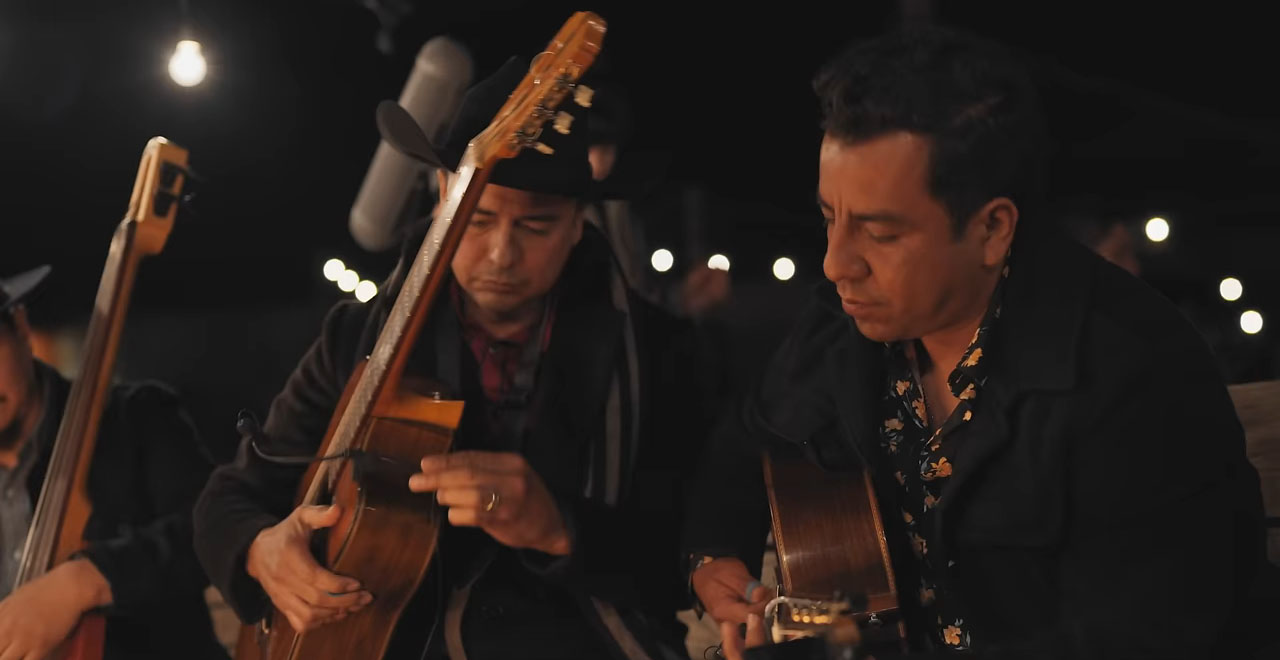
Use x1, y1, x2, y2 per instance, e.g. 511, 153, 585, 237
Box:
692, 556, 771, 624
246, 504, 374, 633
409, 450, 571, 556
0, 558, 112, 660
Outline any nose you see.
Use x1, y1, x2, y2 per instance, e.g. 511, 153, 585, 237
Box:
484, 222, 521, 271
822, 221, 870, 286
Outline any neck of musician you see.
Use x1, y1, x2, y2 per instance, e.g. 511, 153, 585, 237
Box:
462, 293, 546, 342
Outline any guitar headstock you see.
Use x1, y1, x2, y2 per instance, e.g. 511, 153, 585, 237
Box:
125, 137, 190, 256
467, 11, 606, 167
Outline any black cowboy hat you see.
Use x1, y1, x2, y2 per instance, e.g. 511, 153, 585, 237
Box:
0, 265, 51, 315
377, 56, 596, 199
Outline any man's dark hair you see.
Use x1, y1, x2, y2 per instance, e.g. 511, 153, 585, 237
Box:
814, 26, 1047, 232
0, 309, 16, 335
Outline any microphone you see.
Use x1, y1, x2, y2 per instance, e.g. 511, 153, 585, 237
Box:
349, 36, 473, 252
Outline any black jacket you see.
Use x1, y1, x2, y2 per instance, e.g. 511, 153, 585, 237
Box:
684, 225, 1279, 660
194, 226, 708, 659
25, 361, 227, 659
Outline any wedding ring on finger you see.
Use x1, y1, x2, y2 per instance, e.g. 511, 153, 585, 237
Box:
484, 489, 501, 512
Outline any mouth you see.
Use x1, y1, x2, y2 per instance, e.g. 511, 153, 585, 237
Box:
473, 280, 523, 293
840, 298, 878, 316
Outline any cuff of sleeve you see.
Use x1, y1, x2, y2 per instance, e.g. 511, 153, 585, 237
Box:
519, 492, 583, 585
77, 530, 157, 616
218, 514, 279, 624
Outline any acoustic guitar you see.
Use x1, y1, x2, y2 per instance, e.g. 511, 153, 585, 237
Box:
15, 137, 191, 660
236, 12, 606, 660
762, 445, 908, 654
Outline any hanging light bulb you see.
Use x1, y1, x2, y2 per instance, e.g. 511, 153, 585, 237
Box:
773, 257, 796, 281
1144, 217, 1170, 243
169, 39, 207, 87
650, 249, 674, 273
354, 280, 378, 303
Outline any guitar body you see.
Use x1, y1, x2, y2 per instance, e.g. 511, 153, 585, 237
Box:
237, 364, 463, 660
763, 447, 907, 648
49, 614, 106, 660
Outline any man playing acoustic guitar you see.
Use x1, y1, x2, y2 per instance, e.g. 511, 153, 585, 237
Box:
194, 58, 708, 660
685, 26, 1277, 660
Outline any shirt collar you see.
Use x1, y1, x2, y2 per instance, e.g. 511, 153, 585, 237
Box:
886, 257, 1009, 400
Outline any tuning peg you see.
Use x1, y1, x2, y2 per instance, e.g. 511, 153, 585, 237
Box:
532, 142, 555, 155
553, 111, 574, 134
573, 85, 594, 108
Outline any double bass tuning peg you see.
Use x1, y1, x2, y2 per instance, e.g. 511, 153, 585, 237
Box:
573, 84, 593, 108
553, 111, 574, 134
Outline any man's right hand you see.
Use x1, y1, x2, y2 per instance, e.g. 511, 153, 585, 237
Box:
691, 557, 770, 624
246, 504, 373, 632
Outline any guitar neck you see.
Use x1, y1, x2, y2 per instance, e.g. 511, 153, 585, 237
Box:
303, 158, 489, 503
16, 219, 148, 585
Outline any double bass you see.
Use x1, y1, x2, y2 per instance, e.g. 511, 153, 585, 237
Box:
15, 137, 191, 660
237, 12, 606, 660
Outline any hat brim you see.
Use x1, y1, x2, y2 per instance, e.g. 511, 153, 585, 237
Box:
0, 264, 52, 313
376, 100, 458, 170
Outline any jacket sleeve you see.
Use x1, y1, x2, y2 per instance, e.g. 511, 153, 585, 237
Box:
78, 384, 215, 615
192, 301, 371, 623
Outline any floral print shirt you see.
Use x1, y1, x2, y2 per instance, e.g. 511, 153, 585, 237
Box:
878, 263, 1008, 652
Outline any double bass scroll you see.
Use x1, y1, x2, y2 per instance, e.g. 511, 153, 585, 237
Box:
16, 136, 191, 660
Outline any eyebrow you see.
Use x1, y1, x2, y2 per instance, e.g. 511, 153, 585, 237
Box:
472, 207, 561, 223
815, 192, 905, 224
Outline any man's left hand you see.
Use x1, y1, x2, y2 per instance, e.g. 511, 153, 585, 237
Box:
409, 451, 571, 556
0, 558, 112, 660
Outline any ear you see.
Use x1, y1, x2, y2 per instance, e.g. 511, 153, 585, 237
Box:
969, 197, 1019, 268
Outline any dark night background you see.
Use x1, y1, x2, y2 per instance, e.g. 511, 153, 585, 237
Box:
2, 0, 1278, 462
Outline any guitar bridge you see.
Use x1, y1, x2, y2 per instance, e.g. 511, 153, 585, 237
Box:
765, 595, 850, 643
764, 594, 901, 646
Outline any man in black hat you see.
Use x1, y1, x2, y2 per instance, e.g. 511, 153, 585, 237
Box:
0, 266, 228, 659
193, 57, 705, 659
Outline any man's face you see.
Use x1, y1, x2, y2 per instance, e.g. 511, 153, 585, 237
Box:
446, 179, 583, 322
818, 131, 1011, 342
0, 308, 37, 450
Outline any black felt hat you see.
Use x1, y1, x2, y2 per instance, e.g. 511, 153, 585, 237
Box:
377, 56, 594, 199
0, 265, 51, 315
